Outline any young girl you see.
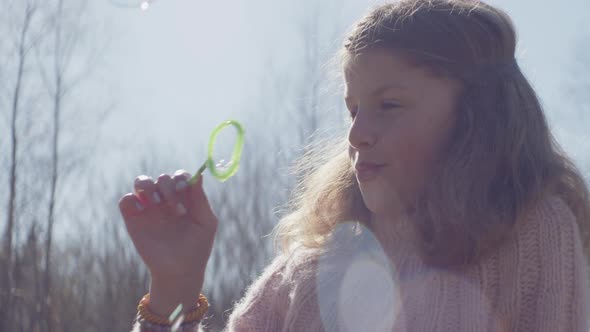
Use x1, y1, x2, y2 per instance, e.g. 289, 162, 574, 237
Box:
120, 0, 590, 331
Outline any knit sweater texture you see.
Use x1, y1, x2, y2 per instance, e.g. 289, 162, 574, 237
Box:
133, 194, 590, 331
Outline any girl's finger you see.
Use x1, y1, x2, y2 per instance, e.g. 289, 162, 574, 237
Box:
172, 169, 191, 193
119, 193, 146, 219
155, 174, 186, 217
134, 175, 162, 206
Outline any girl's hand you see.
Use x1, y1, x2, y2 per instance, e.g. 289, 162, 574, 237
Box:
119, 170, 218, 314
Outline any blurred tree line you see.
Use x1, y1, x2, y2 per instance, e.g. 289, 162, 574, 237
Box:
0, 0, 351, 331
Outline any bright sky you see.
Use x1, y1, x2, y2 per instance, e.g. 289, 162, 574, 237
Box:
93, 0, 589, 175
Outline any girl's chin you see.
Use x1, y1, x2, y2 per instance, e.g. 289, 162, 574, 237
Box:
361, 193, 407, 218
360, 196, 383, 214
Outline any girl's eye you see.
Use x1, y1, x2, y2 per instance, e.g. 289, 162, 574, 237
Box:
382, 101, 401, 110
347, 102, 400, 120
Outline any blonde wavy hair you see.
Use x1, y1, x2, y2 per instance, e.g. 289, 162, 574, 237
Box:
272, 0, 590, 267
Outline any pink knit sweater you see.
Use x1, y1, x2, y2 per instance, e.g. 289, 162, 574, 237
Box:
133, 194, 590, 331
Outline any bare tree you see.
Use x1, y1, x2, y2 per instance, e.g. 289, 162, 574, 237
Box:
0, 0, 108, 330
1, 1, 41, 329
41, 1, 79, 330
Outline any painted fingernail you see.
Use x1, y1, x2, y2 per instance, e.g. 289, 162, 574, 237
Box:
135, 201, 145, 212
176, 203, 187, 216
175, 180, 188, 192
152, 192, 162, 204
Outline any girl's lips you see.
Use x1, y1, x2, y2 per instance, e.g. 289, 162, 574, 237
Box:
355, 165, 385, 182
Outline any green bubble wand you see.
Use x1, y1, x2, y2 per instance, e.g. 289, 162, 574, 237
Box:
188, 120, 245, 185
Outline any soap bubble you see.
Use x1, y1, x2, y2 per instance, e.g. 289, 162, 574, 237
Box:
109, 0, 154, 10
215, 160, 233, 172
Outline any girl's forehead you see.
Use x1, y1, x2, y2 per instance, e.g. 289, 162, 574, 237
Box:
343, 51, 425, 91
343, 50, 462, 98
344, 50, 419, 81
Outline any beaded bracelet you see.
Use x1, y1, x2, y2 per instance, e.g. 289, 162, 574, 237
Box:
135, 314, 200, 332
137, 293, 209, 326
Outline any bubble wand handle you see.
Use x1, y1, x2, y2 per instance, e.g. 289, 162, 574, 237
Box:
189, 160, 209, 185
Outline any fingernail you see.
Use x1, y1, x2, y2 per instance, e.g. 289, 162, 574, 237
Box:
174, 169, 191, 178
136, 175, 151, 182
152, 192, 161, 204
175, 180, 188, 192
176, 202, 187, 216
135, 201, 145, 212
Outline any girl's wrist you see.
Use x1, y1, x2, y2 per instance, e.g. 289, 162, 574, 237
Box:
148, 275, 204, 317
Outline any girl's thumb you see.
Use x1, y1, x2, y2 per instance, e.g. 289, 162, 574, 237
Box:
188, 175, 217, 226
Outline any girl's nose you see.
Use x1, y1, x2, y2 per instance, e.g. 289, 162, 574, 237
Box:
348, 113, 378, 150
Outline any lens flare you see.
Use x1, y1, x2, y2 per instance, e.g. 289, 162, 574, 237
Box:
315, 221, 504, 330
316, 222, 399, 331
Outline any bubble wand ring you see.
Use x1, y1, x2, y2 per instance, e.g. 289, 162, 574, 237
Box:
189, 120, 245, 185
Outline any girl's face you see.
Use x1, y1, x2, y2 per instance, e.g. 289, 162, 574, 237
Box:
345, 49, 462, 218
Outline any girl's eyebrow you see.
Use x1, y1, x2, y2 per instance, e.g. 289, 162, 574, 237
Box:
345, 83, 407, 101
371, 84, 407, 96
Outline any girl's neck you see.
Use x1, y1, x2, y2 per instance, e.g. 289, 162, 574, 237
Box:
371, 210, 417, 244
